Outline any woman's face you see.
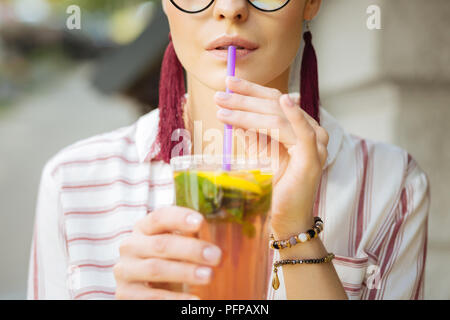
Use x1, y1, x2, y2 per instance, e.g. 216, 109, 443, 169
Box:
162, 0, 322, 91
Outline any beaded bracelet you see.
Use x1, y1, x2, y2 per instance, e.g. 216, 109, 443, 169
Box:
269, 217, 323, 250
272, 252, 335, 290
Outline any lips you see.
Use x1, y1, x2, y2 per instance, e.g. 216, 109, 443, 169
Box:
206, 48, 256, 60
215, 46, 245, 50
206, 35, 259, 61
206, 35, 259, 51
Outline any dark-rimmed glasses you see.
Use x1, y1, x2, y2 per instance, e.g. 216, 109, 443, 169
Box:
169, 0, 291, 14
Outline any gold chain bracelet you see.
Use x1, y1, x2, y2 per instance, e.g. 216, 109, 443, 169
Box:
272, 252, 335, 290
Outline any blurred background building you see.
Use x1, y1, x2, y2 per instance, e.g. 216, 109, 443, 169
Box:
0, 0, 449, 299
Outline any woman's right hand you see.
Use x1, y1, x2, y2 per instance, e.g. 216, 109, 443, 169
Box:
113, 206, 222, 300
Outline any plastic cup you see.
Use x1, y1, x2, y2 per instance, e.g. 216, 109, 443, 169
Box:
170, 155, 273, 300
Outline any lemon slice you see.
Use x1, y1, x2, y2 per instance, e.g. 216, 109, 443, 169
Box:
196, 171, 262, 194
249, 169, 273, 184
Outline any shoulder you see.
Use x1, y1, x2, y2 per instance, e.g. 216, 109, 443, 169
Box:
321, 107, 423, 188
326, 113, 430, 226
340, 133, 430, 239
344, 133, 428, 192
41, 117, 145, 184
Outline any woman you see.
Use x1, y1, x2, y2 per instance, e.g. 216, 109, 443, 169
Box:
27, 0, 429, 300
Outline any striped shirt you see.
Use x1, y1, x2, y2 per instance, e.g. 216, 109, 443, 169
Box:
27, 99, 430, 300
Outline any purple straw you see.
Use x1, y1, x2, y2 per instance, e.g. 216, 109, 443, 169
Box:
223, 45, 236, 171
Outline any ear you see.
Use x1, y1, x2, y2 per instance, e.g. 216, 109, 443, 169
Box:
303, 0, 322, 21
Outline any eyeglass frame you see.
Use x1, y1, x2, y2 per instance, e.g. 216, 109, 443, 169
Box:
169, 0, 291, 14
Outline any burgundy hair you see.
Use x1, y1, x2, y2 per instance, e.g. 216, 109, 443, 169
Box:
154, 31, 320, 163
153, 32, 187, 164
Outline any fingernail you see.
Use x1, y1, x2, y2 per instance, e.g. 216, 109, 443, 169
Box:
195, 267, 212, 280
203, 246, 221, 263
288, 93, 300, 105
217, 107, 233, 116
216, 92, 231, 100
186, 213, 203, 226
227, 76, 240, 82
190, 296, 200, 300
283, 94, 294, 107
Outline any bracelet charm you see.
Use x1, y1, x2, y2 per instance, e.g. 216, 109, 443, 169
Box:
272, 252, 335, 290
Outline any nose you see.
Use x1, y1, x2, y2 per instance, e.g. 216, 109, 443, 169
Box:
213, 0, 249, 22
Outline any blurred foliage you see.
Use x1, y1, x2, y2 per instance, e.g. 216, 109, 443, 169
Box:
0, 35, 72, 108
46, 0, 157, 44
0, 0, 159, 109
48, 0, 156, 12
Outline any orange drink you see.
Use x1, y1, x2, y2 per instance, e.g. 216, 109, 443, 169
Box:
170, 155, 272, 300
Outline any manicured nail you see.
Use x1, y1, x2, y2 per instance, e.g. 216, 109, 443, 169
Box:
203, 246, 221, 263
216, 92, 231, 100
186, 213, 203, 226
227, 76, 240, 82
195, 267, 212, 280
217, 107, 233, 116
288, 93, 300, 105
283, 94, 294, 107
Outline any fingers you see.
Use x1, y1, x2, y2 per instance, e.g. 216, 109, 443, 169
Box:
279, 94, 329, 149
120, 233, 222, 266
215, 85, 329, 150
278, 94, 319, 157
225, 76, 282, 100
115, 207, 222, 299
216, 108, 296, 145
317, 142, 328, 170
115, 282, 199, 300
215, 91, 283, 116
214, 76, 283, 117
284, 93, 322, 134
289, 92, 329, 146
215, 76, 330, 171
113, 257, 213, 285
134, 206, 204, 235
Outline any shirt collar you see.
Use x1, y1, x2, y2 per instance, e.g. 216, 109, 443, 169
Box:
135, 106, 161, 163
319, 106, 344, 169
135, 95, 344, 169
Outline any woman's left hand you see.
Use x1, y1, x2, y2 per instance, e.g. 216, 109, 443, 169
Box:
215, 76, 329, 237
